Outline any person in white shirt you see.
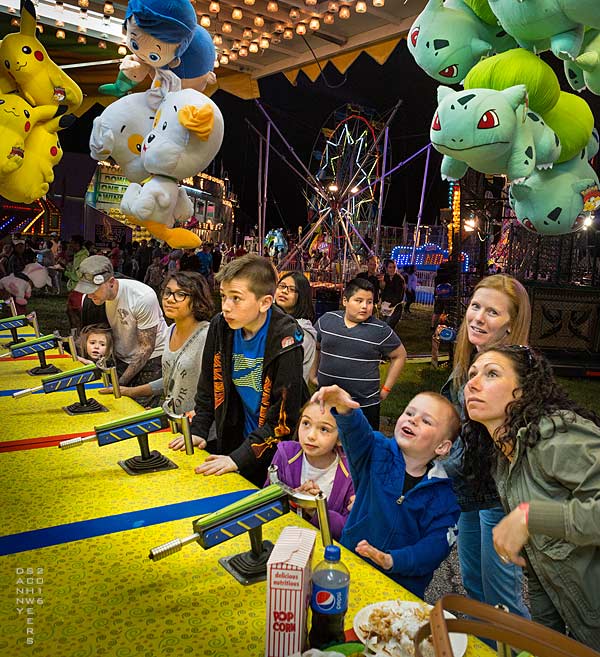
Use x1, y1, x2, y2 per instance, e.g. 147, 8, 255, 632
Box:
76, 256, 168, 402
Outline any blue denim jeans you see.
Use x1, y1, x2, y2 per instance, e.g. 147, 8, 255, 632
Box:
458, 507, 530, 618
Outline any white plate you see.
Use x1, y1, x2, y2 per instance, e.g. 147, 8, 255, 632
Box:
353, 600, 468, 657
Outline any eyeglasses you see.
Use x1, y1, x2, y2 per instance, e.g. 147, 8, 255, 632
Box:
162, 289, 190, 302
277, 283, 298, 294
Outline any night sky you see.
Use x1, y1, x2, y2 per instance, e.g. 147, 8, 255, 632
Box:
212, 38, 447, 235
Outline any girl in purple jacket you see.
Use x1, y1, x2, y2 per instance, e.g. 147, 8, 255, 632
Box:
267, 400, 355, 540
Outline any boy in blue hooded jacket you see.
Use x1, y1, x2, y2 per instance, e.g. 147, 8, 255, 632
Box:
312, 385, 461, 598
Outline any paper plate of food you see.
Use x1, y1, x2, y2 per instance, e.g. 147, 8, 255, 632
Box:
353, 599, 468, 657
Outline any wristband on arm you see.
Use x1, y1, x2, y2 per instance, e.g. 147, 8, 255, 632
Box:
381, 385, 392, 393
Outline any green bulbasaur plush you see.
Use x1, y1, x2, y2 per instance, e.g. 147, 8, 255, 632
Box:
407, 0, 516, 84
564, 29, 600, 96
430, 85, 561, 181
509, 130, 600, 235
487, 0, 600, 59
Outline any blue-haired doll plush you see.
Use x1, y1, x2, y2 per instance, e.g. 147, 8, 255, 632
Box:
99, 0, 215, 97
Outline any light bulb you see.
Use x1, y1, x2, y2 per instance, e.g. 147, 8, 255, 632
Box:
273, 22, 285, 32
254, 14, 265, 27
219, 53, 229, 65
309, 17, 320, 30
242, 27, 253, 39
213, 33, 223, 45
232, 7, 243, 20
283, 27, 293, 39
243, 0, 255, 4
259, 36, 270, 48
103, 1, 114, 15
356, 0, 367, 12
118, 45, 127, 55
229, 50, 238, 60
328, 1, 339, 10
209, 1, 220, 12
98, 40, 107, 49
323, 12, 334, 24
249, 41, 259, 52
373, 0, 385, 5
289, 7, 300, 20
77, 34, 86, 44
222, 21, 233, 32
266, 1, 278, 11
239, 46, 248, 56
36, 23, 43, 33
339, 5, 351, 19
295, 22, 307, 34
232, 39, 241, 50
55, 19, 64, 27
305, 0, 317, 5
78, 0, 89, 7
200, 14, 211, 28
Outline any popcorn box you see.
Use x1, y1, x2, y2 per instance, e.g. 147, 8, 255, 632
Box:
265, 526, 317, 657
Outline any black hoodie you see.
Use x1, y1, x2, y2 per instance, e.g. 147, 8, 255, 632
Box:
190, 305, 308, 484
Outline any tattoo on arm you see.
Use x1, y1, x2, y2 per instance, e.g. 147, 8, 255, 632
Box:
119, 326, 158, 385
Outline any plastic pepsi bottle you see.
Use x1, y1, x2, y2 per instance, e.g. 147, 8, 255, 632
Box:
309, 545, 350, 649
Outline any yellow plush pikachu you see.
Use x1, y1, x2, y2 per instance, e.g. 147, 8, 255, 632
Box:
0, 93, 57, 181
0, 0, 83, 113
0, 113, 74, 203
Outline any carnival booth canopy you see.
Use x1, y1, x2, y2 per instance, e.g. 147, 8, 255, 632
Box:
0, 1, 427, 104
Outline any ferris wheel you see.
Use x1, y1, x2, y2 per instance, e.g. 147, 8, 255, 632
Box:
307, 106, 382, 246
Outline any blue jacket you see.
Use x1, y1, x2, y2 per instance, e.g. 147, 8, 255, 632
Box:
335, 409, 460, 598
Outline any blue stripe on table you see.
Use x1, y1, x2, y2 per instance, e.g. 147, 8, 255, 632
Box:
0, 489, 255, 555
0, 382, 105, 397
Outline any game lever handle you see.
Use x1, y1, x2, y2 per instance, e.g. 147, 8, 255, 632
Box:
148, 533, 201, 561
12, 385, 43, 398
58, 435, 96, 449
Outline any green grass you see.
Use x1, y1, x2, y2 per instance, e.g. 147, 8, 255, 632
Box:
24, 291, 600, 416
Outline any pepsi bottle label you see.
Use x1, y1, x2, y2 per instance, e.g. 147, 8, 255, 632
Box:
310, 583, 348, 615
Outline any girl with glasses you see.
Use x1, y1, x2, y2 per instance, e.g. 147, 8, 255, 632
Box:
274, 271, 317, 383
463, 345, 600, 648
110, 271, 214, 421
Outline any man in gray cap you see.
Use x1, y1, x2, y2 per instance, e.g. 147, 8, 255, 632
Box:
76, 255, 168, 394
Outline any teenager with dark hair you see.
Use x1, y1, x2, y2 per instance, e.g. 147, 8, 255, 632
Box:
463, 345, 600, 648
310, 277, 407, 431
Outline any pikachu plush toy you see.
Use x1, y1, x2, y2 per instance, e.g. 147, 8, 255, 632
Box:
0, 0, 82, 204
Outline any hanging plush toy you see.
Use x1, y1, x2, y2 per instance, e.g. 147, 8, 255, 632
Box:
98, 0, 216, 98
89, 72, 181, 184
407, 0, 516, 84
430, 85, 561, 181
509, 131, 600, 235
486, 0, 600, 59
0, 94, 58, 182
120, 88, 224, 248
463, 48, 594, 163
0, 0, 82, 113
1, 113, 74, 204
0, 262, 51, 307
564, 30, 600, 96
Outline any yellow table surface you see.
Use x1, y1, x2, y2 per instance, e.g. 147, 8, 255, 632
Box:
0, 331, 492, 657
0, 349, 82, 392
0, 387, 146, 444
0, 513, 491, 657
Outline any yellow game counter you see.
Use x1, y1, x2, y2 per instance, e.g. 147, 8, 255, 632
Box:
0, 341, 493, 657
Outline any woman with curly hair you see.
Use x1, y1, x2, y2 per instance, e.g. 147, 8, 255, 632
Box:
111, 271, 214, 422
274, 270, 317, 383
442, 274, 531, 618
463, 345, 600, 647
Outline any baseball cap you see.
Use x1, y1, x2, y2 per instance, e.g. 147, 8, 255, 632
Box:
75, 255, 114, 294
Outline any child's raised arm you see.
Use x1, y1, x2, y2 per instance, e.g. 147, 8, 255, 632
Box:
311, 385, 360, 415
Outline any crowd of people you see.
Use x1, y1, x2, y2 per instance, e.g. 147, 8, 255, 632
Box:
4, 230, 599, 647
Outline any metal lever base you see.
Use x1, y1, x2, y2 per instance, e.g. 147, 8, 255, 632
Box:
219, 541, 274, 586
27, 364, 60, 376
219, 525, 274, 585
63, 398, 109, 415
118, 450, 178, 476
